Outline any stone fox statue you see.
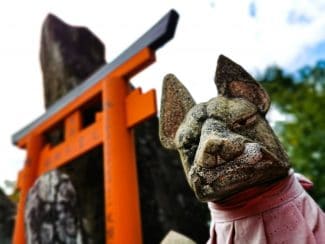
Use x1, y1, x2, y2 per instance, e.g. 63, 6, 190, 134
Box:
159, 55, 325, 243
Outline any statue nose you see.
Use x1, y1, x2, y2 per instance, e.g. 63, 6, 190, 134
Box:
195, 136, 245, 168
205, 138, 223, 155
195, 138, 223, 168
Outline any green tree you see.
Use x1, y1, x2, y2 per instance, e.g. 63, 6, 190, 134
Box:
259, 62, 325, 209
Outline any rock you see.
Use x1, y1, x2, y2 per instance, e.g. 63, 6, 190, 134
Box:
25, 171, 83, 243
40, 14, 105, 108
160, 230, 196, 244
0, 188, 15, 244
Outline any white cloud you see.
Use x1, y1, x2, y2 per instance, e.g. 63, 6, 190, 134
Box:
1, 0, 325, 193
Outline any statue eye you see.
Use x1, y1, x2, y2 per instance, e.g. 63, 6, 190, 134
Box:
182, 141, 198, 164
232, 114, 257, 130
183, 141, 192, 149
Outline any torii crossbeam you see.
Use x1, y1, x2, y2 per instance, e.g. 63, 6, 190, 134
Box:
12, 10, 179, 244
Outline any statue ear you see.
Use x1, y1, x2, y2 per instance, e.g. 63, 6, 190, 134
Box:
215, 55, 270, 114
159, 74, 196, 149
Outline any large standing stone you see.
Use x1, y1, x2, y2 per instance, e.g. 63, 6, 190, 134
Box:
40, 14, 105, 108
24, 13, 209, 244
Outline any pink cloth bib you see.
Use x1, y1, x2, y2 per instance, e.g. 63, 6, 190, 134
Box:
207, 174, 325, 243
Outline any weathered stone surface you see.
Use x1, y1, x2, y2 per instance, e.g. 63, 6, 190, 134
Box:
0, 188, 15, 244
161, 230, 196, 244
25, 171, 83, 243
40, 14, 105, 108
25, 13, 209, 244
159, 55, 290, 202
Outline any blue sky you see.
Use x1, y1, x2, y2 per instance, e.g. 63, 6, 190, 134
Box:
1, 0, 325, 192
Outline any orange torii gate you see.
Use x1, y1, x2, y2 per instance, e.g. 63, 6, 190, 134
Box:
11, 10, 179, 244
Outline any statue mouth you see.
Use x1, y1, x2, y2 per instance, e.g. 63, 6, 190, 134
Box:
188, 143, 282, 201
234, 143, 277, 165
196, 143, 278, 168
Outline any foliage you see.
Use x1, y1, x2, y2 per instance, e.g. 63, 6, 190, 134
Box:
259, 62, 325, 209
3, 180, 19, 203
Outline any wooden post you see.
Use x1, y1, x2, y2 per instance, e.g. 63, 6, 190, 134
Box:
102, 77, 142, 243
13, 135, 44, 244
102, 48, 155, 244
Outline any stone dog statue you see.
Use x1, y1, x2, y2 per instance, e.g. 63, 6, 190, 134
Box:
159, 55, 325, 243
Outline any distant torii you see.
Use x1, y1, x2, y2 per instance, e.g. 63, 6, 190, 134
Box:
12, 10, 179, 244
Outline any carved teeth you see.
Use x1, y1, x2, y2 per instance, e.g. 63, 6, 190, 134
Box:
198, 142, 275, 168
